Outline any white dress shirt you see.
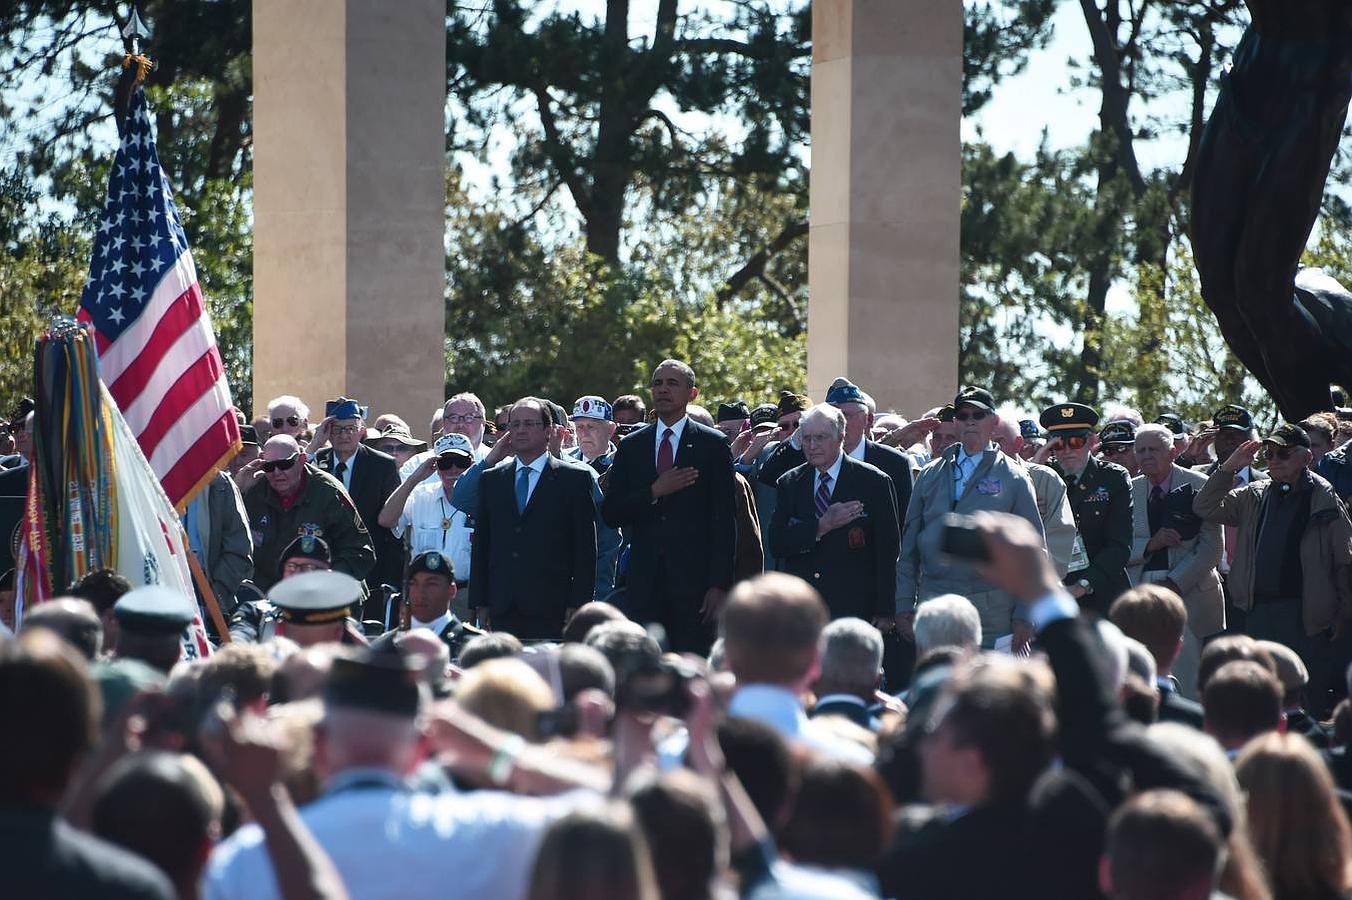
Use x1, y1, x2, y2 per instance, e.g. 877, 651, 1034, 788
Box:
653, 416, 688, 467
204, 769, 598, 900
846, 438, 867, 461
514, 453, 548, 506
332, 449, 358, 492
816, 454, 845, 500
411, 610, 453, 634
728, 684, 873, 765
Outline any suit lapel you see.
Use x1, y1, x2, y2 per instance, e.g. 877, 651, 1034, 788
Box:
674, 420, 697, 468
520, 458, 553, 517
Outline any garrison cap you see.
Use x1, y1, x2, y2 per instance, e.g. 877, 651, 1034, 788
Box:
408, 550, 455, 582
325, 397, 367, 421
112, 586, 196, 637
1098, 420, 1137, 447
570, 396, 613, 422
750, 404, 779, 428
717, 400, 750, 423
777, 390, 811, 417
825, 378, 867, 406
953, 386, 996, 412
1040, 402, 1099, 434
937, 404, 956, 423
1213, 404, 1254, 432
269, 570, 363, 625
323, 648, 425, 717
1264, 423, 1310, 449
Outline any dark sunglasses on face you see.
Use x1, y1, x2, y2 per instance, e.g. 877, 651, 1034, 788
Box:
1056, 434, 1089, 450
1103, 445, 1132, 455
954, 411, 988, 422
436, 456, 469, 471
1260, 446, 1296, 462
261, 454, 299, 473
271, 415, 301, 428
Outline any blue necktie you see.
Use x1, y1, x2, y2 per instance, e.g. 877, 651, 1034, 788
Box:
516, 466, 531, 513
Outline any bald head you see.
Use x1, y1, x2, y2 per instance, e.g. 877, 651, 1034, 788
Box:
992, 418, 1021, 457
263, 435, 300, 458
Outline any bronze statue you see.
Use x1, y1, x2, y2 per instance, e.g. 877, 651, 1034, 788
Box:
1191, 0, 1352, 419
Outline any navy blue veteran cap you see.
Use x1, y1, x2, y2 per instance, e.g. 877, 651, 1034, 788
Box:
1040, 402, 1099, 434
1098, 419, 1137, 446
717, 400, 750, 422
1265, 423, 1311, 449
1213, 404, 1254, 432
409, 550, 455, 581
1155, 412, 1187, 436
1018, 419, 1041, 441
269, 570, 363, 625
279, 534, 331, 576
113, 586, 196, 636
325, 397, 368, 421
953, 386, 996, 412
323, 649, 425, 717
825, 378, 867, 405
239, 424, 259, 446
750, 404, 779, 428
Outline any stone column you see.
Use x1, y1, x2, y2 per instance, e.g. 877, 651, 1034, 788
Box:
808, 0, 961, 415
252, 0, 445, 431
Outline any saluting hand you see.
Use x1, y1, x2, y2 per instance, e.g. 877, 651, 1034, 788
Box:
1221, 439, 1262, 474
884, 416, 941, 450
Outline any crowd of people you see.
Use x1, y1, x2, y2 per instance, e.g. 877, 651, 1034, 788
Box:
4, 358, 1352, 900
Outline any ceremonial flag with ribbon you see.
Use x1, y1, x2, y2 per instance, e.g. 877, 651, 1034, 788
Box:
75, 86, 239, 511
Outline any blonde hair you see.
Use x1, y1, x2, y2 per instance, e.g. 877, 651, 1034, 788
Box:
1236, 732, 1352, 898
454, 658, 554, 742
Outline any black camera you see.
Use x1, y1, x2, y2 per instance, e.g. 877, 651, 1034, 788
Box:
614, 655, 700, 718
939, 512, 990, 563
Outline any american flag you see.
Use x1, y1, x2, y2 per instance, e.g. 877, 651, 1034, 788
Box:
76, 87, 239, 509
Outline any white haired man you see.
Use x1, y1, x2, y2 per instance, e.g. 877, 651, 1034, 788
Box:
913, 593, 983, 657
810, 617, 886, 731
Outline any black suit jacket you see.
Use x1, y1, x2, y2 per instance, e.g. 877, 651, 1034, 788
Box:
0, 807, 175, 900
810, 697, 879, 731
770, 455, 900, 620
316, 444, 403, 589
472, 455, 596, 619
758, 438, 913, 515
601, 418, 736, 610
1158, 684, 1205, 729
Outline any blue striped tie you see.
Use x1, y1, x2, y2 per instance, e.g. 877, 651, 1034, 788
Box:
815, 472, 832, 517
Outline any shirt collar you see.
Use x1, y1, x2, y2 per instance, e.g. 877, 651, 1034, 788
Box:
657, 416, 688, 444
1149, 469, 1175, 492
818, 453, 845, 485
956, 443, 992, 465
815, 693, 868, 708
515, 453, 548, 475
336, 448, 358, 468
411, 611, 453, 634
324, 766, 405, 794
847, 438, 867, 460
728, 684, 808, 738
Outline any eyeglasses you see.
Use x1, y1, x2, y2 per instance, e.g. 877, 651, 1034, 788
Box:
444, 414, 483, 425
271, 415, 301, 428
436, 456, 470, 471
261, 454, 300, 473
332, 425, 361, 436
507, 420, 546, 430
1260, 446, 1297, 462
954, 411, 988, 422
1102, 445, 1133, 456
1055, 435, 1089, 450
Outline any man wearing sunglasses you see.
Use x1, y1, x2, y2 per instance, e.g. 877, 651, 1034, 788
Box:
898, 386, 1043, 654
1098, 420, 1140, 477
1194, 423, 1352, 716
241, 436, 375, 602
1039, 402, 1133, 613
265, 395, 309, 439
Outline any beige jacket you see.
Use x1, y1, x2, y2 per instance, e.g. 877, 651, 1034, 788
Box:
1127, 465, 1224, 636
1194, 467, 1352, 635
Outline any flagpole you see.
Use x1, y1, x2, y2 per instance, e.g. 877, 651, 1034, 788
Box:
182, 530, 232, 644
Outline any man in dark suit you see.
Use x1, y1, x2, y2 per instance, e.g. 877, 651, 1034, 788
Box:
602, 359, 736, 653
472, 397, 596, 639
810, 616, 887, 732
312, 397, 403, 596
757, 376, 913, 523
1039, 402, 1134, 613
1110, 584, 1205, 728
770, 403, 900, 626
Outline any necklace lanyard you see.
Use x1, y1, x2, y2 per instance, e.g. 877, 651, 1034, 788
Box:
438, 496, 456, 549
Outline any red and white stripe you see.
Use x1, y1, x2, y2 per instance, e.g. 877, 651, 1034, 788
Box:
77, 246, 239, 509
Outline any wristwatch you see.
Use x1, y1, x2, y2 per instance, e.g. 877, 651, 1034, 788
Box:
1077, 578, 1093, 595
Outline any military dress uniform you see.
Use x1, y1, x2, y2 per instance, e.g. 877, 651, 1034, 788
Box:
264, 570, 369, 646
383, 550, 485, 660
1041, 403, 1134, 613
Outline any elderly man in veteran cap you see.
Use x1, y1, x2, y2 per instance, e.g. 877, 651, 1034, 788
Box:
1098, 419, 1140, 477
1194, 422, 1352, 715
757, 377, 913, 522
566, 396, 618, 474
898, 386, 1044, 651
715, 400, 751, 442
1038, 402, 1134, 613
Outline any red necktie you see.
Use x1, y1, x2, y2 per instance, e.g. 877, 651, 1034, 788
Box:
657, 428, 674, 475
